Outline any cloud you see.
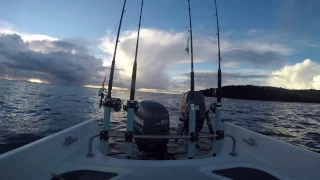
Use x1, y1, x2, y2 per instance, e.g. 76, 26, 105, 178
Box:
246, 29, 264, 36
292, 40, 319, 49
99, 28, 292, 90
222, 30, 235, 36
0, 27, 296, 91
180, 71, 269, 90
223, 49, 284, 68
100, 29, 187, 90
244, 27, 319, 50
222, 61, 238, 68
268, 59, 320, 89
0, 32, 110, 86
0, 29, 58, 42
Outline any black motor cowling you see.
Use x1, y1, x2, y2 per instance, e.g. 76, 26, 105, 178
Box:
180, 91, 206, 132
133, 100, 169, 158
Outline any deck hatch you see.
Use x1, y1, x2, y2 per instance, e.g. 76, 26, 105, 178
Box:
212, 167, 279, 180
51, 170, 117, 180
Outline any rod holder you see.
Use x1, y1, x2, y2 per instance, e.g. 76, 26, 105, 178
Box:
213, 105, 223, 155
100, 107, 111, 155
188, 104, 196, 159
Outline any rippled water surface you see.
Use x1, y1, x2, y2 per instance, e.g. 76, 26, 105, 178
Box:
0, 79, 319, 154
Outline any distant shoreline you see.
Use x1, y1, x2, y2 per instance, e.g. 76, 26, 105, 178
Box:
200, 85, 320, 104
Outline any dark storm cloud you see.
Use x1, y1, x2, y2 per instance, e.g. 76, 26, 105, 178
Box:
0, 33, 114, 85
0, 33, 28, 50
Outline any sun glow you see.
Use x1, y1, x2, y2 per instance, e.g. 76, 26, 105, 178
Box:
313, 75, 320, 82
136, 88, 180, 94
84, 85, 102, 89
27, 78, 47, 84
84, 85, 127, 90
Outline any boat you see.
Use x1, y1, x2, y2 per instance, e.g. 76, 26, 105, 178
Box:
0, 0, 319, 179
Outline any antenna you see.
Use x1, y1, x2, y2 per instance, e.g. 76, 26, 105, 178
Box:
107, 0, 127, 99
187, 0, 195, 101
129, 0, 144, 101
214, 0, 222, 103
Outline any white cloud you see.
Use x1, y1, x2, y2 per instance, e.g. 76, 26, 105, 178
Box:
293, 40, 319, 49
99, 28, 293, 91
268, 59, 320, 89
242, 42, 294, 56
22, 34, 58, 41
313, 75, 320, 82
222, 61, 238, 68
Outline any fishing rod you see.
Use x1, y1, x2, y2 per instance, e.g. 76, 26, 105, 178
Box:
186, 0, 197, 159
214, 0, 222, 103
97, 0, 127, 156
187, 0, 195, 101
212, 0, 223, 156
125, 0, 144, 160
129, 0, 143, 101
107, 0, 127, 99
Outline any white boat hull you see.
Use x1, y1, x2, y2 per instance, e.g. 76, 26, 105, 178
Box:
0, 119, 319, 180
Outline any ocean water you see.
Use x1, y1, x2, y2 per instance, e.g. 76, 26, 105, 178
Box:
0, 79, 319, 154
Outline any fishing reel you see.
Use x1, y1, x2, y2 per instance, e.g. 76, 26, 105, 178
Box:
122, 100, 139, 112
98, 87, 122, 112
104, 98, 122, 112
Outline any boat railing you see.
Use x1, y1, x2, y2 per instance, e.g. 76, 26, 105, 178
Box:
87, 133, 237, 158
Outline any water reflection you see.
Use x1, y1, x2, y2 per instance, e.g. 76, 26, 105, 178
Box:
220, 98, 320, 152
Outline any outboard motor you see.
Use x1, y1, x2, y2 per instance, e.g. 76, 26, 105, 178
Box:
179, 91, 206, 133
133, 100, 170, 159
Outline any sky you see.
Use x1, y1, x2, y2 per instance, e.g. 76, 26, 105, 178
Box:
0, 0, 320, 92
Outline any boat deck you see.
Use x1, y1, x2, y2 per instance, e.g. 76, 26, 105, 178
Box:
49, 134, 288, 180
1, 120, 319, 180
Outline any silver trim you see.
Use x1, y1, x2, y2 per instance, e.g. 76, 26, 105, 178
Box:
87, 134, 99, 157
